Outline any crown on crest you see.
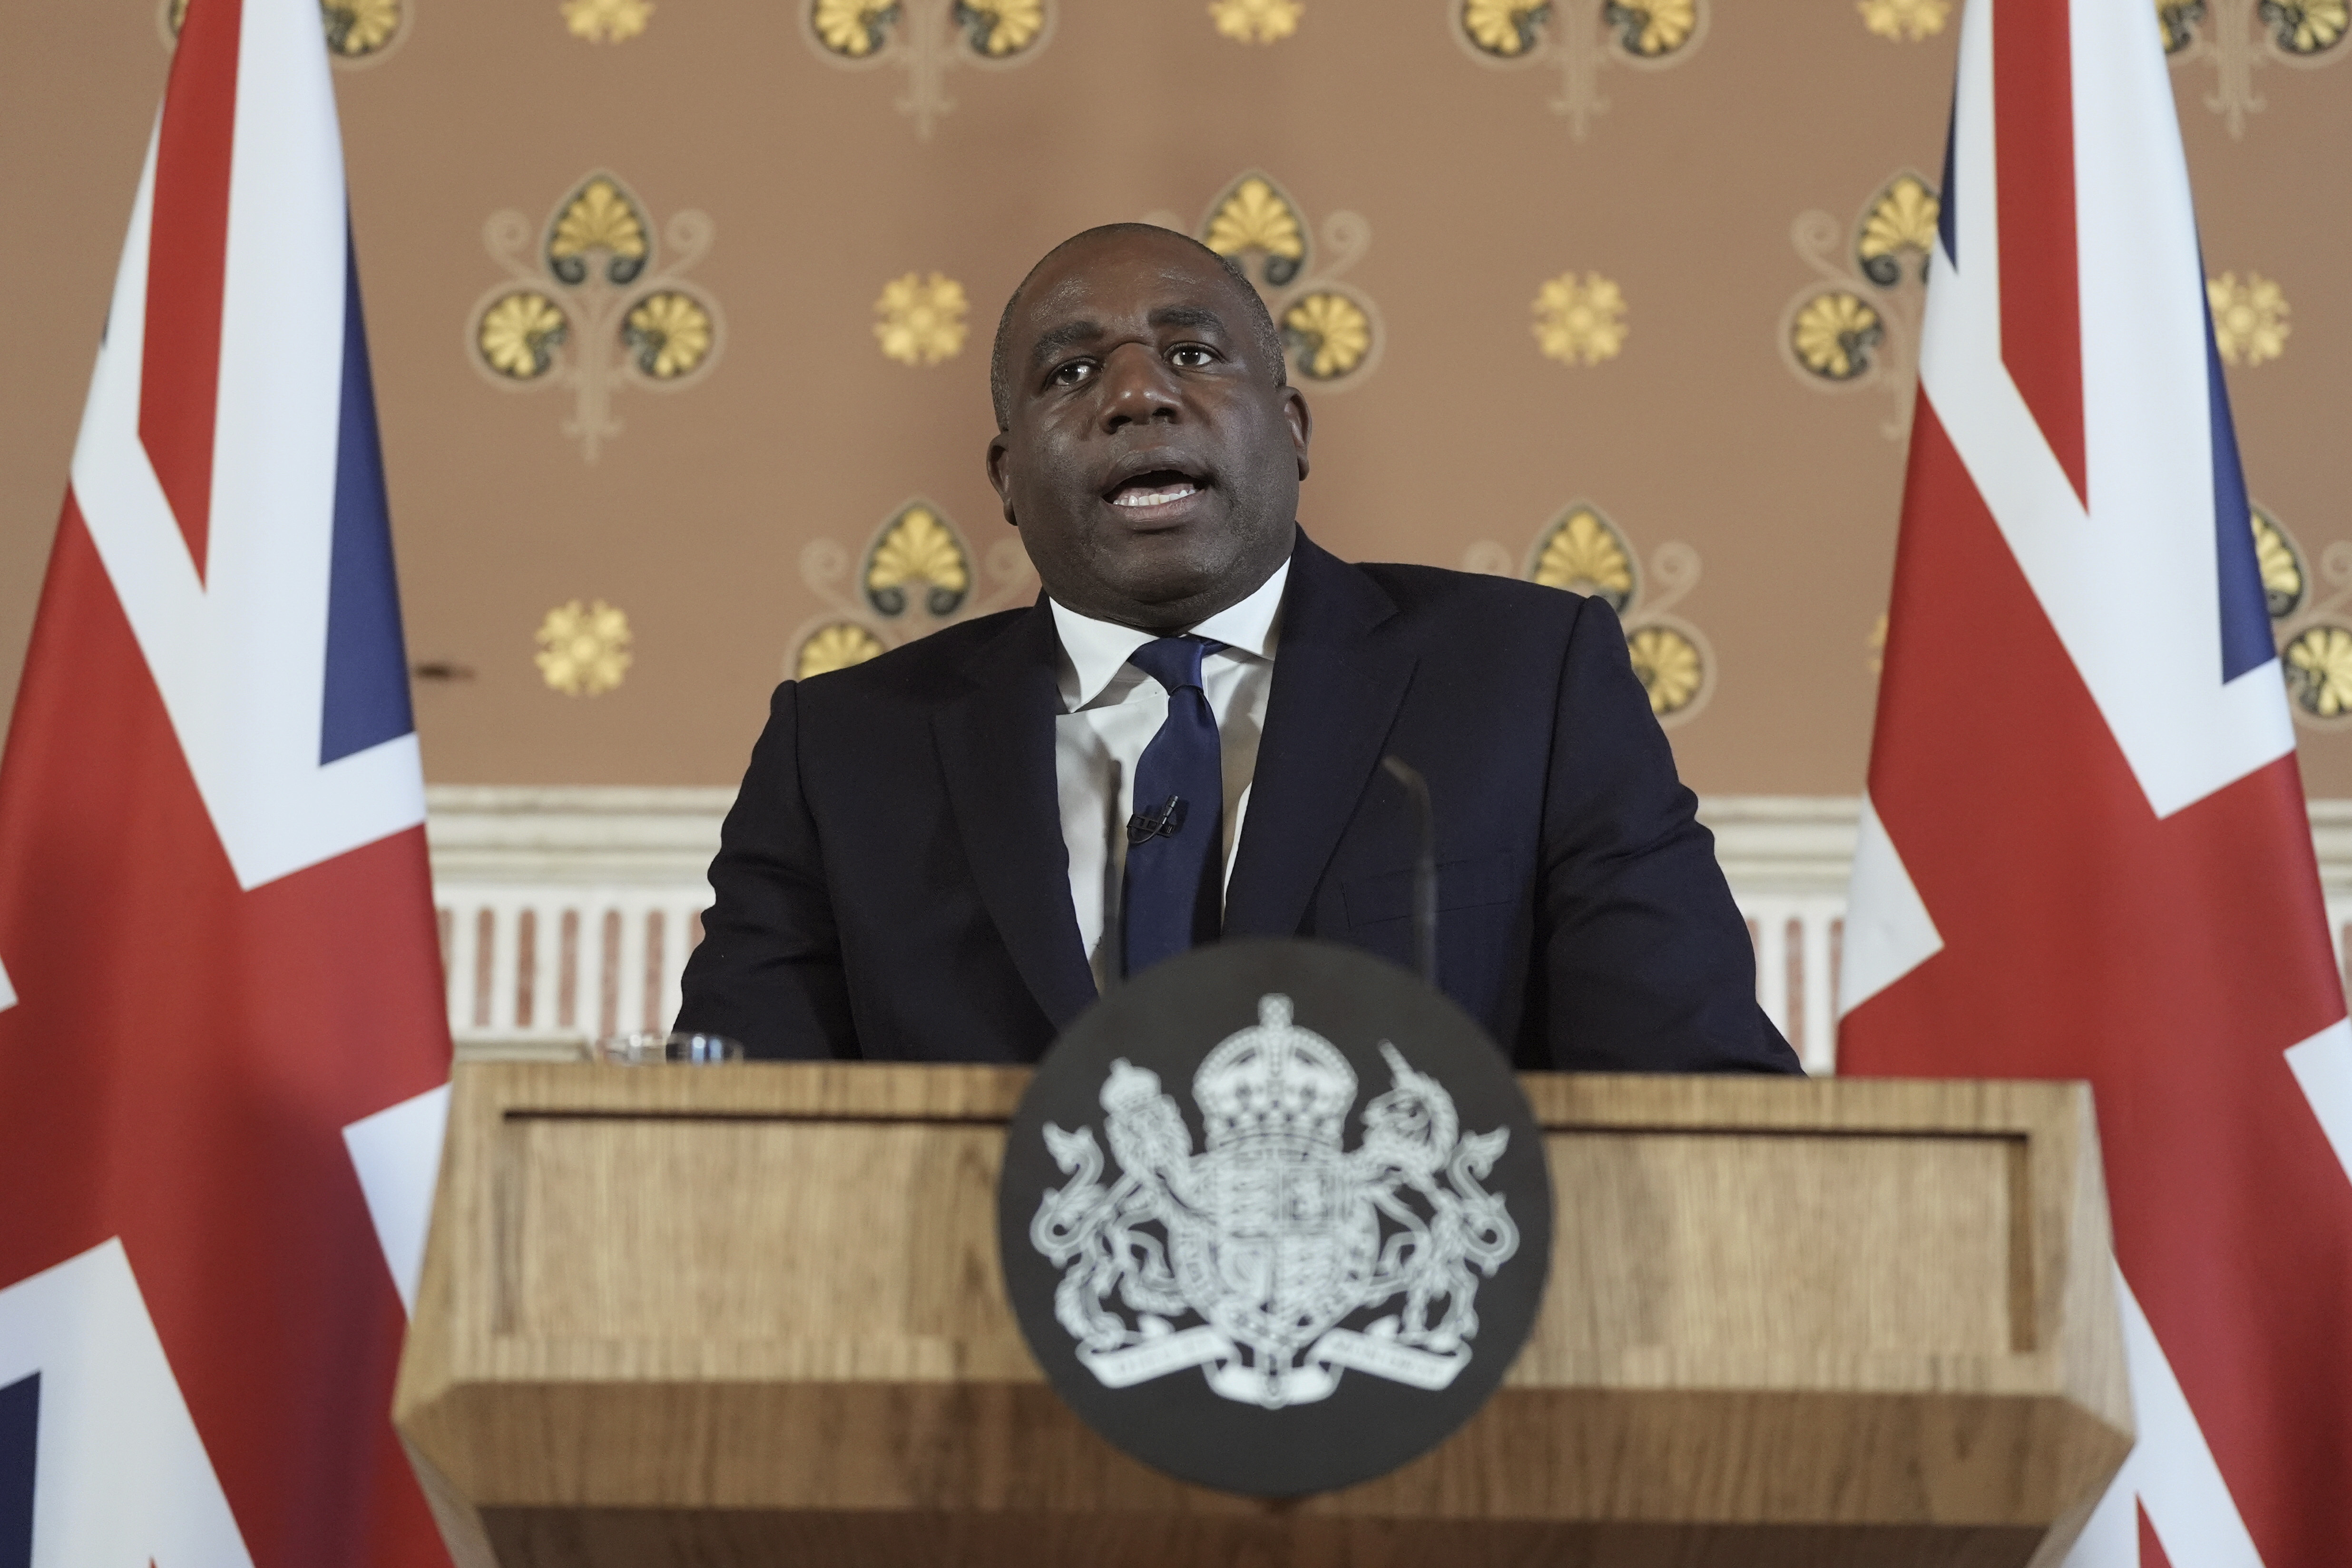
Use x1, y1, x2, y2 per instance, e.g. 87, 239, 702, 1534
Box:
1192, 994, 1358, 1154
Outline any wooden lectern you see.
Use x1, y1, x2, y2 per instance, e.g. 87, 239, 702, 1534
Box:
393, 1063, 2132, 1568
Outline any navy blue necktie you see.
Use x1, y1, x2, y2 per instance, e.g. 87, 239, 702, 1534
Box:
1122, 636, 1225, 977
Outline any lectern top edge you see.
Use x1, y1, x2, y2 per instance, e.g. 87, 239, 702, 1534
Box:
471, 1058, 2094, 1141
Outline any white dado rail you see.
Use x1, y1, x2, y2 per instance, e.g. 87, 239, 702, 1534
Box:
427, 787, 2352, 1072
427, 786, 732, 1060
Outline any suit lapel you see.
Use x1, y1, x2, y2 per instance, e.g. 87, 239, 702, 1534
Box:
1224, 534, 1415, 940
933, 603, 1100, 1031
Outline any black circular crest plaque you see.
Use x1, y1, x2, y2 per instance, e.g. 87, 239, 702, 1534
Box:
997, 939, 1553, 1497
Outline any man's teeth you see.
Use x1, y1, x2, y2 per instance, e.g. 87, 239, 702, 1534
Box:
1113, 481, 1198, 508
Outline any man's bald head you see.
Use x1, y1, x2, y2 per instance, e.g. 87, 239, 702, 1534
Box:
981, 221, 1312, 632
989, 224, 1286, 432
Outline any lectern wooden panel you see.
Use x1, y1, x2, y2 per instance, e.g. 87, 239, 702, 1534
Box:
392, 1065, 2132, 1568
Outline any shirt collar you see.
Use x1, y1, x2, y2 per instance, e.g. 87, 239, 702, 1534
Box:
1049, 555, 1290, 712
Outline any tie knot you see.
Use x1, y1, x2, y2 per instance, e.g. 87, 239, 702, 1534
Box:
1127, 635, 1222, 695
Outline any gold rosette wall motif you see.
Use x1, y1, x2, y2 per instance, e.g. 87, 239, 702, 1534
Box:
1856, 0, 1949, 40
467, 173, 723, 461
1462, 502, 1714, 726
2207, 271, 2292, 366
788, 500, 1039, 679
535, 599, 634, 696
805, 0, 1054, 139
873, 273, 971, 367
1780, 169, 1939, 442
1189, 172, 1383, 392
1531, 273, 1628, 366
1453, 0, 1707, 139
562, 0, 653, 42
1209, 0, 1303, 44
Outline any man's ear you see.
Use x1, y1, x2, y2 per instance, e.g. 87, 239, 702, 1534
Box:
985, 432, 1018, 526
1284, 386, 1313, 483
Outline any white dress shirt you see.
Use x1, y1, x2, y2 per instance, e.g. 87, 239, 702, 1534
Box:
1049, 558, 1289, 990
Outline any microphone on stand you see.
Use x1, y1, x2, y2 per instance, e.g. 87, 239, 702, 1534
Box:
1380, 756, 1438, 990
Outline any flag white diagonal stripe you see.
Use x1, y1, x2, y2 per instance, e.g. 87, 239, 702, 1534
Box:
2283, 1019, 2352, 1186
0, 1242, 253, 1568
1836, 793, 1943, 1017
1842, 2, 2352, 1561
1920, 0, 2291, 821
69, 27, 422, 895
342, 1084, 451, 1319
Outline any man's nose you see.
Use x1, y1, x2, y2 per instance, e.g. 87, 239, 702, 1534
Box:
1098, 343, 1181, 430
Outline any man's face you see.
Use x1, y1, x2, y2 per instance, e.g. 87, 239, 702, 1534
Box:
987, 230, 1312, 631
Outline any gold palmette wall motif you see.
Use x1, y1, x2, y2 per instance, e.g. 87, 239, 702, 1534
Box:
805, 0, 1053, 140
2255, 505, 2352, 729
1529, 505, 1638, 610
1462, 503, 1713, 726
1190, 172, 1383, 392
2254, 505, 2307, 618
1780, 170, 1939, 443
468, 173, 723, 462
794, 623, 888, 680
788, 500, 1037, 679
165, 0, 407, 61
2163, 0, 2345, 138
864, 502, 972, 617
1453, 0, 1706, 139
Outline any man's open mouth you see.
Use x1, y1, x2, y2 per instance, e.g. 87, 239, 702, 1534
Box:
1106, 469, 1204, 509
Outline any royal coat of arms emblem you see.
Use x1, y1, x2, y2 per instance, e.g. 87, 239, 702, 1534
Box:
1028, 994, 1522, 1409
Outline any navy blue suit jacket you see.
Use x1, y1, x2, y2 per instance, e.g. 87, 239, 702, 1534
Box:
676, 532, 1797, 1073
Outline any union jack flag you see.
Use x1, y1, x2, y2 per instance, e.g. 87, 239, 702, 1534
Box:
1838, 0, 2352, 1562
0, 0, 450, 1558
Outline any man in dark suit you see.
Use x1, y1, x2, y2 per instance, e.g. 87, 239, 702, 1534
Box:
677, 224, 1795, 1074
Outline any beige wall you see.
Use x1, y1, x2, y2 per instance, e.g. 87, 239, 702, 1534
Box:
2, 0, 2344, 793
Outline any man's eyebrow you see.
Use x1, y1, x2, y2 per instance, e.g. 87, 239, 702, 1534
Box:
1029, 319, 1105, 365
1149, 304, 1228, 334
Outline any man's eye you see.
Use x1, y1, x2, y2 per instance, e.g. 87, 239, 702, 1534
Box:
1169, 345, 1216, 368
1051, 360, 1096, 386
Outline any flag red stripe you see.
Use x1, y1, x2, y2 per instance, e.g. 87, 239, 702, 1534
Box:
0, 499, 448, 1564
1844, 397, 2352, 1565
138, 0, 244, 583
2139, 1504, 2175, 1568
1991, 0, 2087, 505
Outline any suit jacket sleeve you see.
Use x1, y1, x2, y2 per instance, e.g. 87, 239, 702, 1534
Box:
674, 680, 860, 1059
1534, 597, 1799, 1073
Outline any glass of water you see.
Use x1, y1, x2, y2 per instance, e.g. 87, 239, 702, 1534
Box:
587, 1031, 745, 1065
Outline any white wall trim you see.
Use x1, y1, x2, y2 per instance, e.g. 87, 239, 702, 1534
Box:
424, 788, 2352, 1068
426, 784, 731, 885
1694, 795, 1859, 893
